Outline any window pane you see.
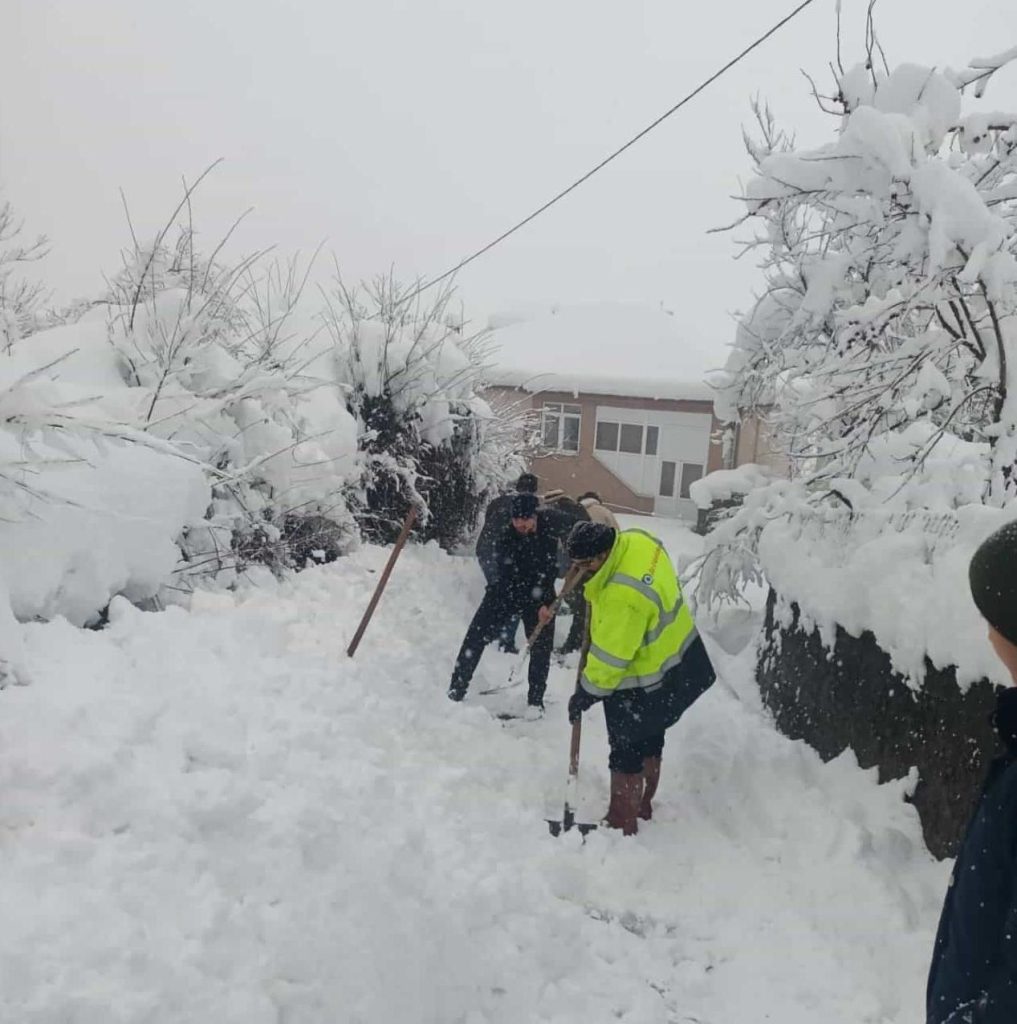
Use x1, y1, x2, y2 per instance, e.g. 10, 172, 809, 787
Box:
562, 415, 580, 452
563, 404, 581, 416
645, 425, 659, 456
619, 423, 643, 454
679, 463, 704, 499
542, 413, 560, 448
595, 421, 619, 451
659, 460, 676, 497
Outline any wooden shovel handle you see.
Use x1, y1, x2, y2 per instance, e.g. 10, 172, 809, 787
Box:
568, 718, 582, 778
522, 562, 586, 648
346, 505, 418, 657
569, 609, 593, 779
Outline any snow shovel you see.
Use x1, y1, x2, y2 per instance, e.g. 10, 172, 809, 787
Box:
547, 619, 597, 836
478, 564, 586, 696
546, 718, 597, 836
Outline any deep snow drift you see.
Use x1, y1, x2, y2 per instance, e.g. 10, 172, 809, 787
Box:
0, 524, 948, 1023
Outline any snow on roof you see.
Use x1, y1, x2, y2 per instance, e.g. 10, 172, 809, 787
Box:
484, 302, 726, 402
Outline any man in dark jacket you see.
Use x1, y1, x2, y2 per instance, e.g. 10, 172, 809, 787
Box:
449, 492, 573, 710
927, 520, 1017, 1024
475, 473, 539, 652
539, 491, 591, 655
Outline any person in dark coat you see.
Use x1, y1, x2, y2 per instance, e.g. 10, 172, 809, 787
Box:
449, 492, 573, 709
475, 473, 539, 652
538, 491, 591, 655
927, 520, 1017, 1024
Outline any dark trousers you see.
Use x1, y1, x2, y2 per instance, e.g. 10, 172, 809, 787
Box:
603, 636, 715, 773
479, 561, 519, 651
450, 587, 555, 703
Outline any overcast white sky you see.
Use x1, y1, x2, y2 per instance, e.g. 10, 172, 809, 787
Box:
2, 0, 1015, 367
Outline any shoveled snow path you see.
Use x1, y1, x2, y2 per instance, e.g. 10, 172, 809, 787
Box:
0, 541, 947, 1023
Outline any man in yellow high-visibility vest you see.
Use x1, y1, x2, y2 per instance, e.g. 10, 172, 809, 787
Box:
565, 521, 716, 835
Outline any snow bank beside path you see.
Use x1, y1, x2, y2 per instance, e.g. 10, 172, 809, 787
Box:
0, 542, 946, 1023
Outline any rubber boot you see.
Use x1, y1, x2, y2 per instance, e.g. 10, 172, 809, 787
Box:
639, 756, 661, 820
603, 772, 642, 836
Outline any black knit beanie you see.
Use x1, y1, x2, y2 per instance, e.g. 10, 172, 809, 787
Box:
510, 493, 539, 519
567, 522, 616, 560
969, 520, 1017, 646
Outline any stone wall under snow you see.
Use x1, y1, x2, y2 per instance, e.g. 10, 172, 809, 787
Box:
757, 589, 1000, 858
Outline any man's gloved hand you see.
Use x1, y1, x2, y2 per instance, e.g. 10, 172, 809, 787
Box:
568, 687, 598, 723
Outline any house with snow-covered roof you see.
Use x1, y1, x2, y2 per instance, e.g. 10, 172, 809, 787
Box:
483, 302, 782, 521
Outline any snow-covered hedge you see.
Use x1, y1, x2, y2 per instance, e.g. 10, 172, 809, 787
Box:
701, 480, 1010, 687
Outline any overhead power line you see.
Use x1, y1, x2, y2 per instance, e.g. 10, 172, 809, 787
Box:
408, 0, 819, 303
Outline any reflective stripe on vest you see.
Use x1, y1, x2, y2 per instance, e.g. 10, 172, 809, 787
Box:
604, 572, 685, 648
581, 626, 700, 694
580, 567, 697, 695
579, 527, 698, 695
588, 642, 630, 669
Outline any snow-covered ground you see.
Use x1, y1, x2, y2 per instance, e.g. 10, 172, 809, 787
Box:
0, 522, 948, 1023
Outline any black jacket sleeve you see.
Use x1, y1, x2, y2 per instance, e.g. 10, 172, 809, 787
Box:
968, 885, 1017, 1022
540, 507, 582, 546
943, 765, 1017, 1024
490, 525, 518, 583
476, 496, 509, 575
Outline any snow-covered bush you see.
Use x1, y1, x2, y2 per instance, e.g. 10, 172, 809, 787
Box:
699, 40, 1017, 685
0, 196, 50, 348
103, 202, 361, 584
689, 464, 778, 510
323, 275, 518, 548
0, 171, 528, 664
0, 321, 211, 682
0, 182, 362, 640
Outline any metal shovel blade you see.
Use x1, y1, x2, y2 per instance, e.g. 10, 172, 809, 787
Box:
546, 803, 597, 837
546, 819, 598, 837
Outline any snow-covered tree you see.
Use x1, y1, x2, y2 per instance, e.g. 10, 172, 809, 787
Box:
700, 42, 1017, 608
323, 273, 522, 549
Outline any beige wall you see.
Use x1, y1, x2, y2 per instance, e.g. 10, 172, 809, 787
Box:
485, 386, 728, 515
732, 415, 790, 476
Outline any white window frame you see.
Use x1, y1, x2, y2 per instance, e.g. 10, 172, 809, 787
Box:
595, 419, 620, 452
618, 422, 644, 454
594, 417, 657, 456
541, 402, 582, 453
